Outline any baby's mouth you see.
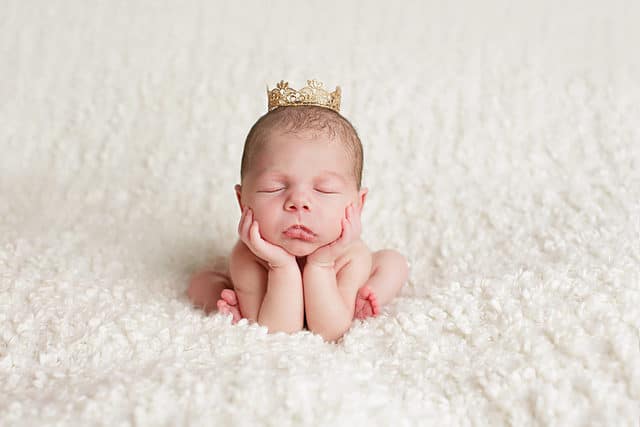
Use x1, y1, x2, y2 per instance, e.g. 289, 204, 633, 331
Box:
283, 225, 316, 242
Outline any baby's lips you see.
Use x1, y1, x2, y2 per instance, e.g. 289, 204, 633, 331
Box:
283, 225, 317, 242
284, 224, 316, 234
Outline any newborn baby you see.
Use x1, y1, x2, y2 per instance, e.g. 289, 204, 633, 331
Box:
188, 82, 408, 341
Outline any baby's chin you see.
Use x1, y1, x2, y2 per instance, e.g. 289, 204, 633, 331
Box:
278, 237, 331, 257
280, 241, 322, 257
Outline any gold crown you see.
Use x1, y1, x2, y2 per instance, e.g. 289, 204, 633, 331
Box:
267, 79, 341, 113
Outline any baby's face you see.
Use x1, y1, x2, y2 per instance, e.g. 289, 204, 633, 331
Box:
236, 130, 367, 257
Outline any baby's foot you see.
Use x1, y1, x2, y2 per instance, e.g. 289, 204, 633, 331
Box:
217, 289, 243, 323
354, 285, 379, 319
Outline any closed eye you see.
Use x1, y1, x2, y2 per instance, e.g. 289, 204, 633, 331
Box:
315, 189, 339, 194
257, 188, 284, 193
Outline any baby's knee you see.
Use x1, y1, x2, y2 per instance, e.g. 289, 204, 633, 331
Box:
187, 272, 206, 302
188, 270, 209, 291
377, 249, 409, 273
373, 249, 409, 286
187, 271, 228, 300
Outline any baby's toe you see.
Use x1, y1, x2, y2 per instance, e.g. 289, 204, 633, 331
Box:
369, 294, 379, 315
358, 285, 371, 298
220, 289, 238, 305
217, 299, 229, 312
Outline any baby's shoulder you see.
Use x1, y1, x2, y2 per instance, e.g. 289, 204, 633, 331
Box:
230, 240, 268, 270
350, 239, 372, 258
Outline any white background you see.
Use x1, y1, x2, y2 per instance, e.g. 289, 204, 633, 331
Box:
1, 1, 639, 425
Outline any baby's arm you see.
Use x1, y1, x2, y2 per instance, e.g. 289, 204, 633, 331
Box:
304, 250, 372, 341
303, 204, 369, 341
229, 242, 303, 333
231, 208, 304, 333
228, 241, 266, 321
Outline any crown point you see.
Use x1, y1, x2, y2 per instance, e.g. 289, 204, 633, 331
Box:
307, 79, 323, 89
267, 79, 341, 113
276, 80, 289, 90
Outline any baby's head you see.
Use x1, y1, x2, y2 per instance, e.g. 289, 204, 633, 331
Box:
235, 105, 368, 256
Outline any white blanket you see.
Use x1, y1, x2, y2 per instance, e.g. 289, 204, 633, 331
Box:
2, 1, 639, 425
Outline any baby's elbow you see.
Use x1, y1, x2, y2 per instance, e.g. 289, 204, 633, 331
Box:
318, 329, 345, 343
269, 324, 304, 335
261, 318, 304, 335
310, 321, 351, 343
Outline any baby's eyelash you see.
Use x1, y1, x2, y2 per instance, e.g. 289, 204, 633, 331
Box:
256, 188, 339, 194
257, 188, 284, 193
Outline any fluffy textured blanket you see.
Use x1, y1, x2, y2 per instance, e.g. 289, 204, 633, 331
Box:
1, 1, 639, 425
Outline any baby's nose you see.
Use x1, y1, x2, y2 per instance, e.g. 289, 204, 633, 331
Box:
285, 195, 311, 212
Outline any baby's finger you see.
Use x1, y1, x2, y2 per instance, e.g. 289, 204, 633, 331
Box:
351, 206, 361, 231
349, 205, 362, 236
249, 220, 265, 251
341, 207, 359, 246
252, 221, 277, 261
339, 216, 351, 244
240, 209, 253, 241
345, 204, 352, 221
238, 208, 247, 237
346, 205, 357, 229
237, 207, 248, 235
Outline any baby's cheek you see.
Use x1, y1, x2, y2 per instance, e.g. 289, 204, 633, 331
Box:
250, 205, 278, 234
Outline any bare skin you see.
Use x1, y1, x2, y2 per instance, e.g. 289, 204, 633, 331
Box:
187, 129, 409, 341
188, 205, 408, 340
189, 251, 406, 328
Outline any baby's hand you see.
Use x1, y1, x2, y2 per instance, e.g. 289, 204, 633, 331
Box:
306, 204, 361, 268
238, 207, 296, 270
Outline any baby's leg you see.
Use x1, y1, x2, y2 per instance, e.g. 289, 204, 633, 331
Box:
354, 250, 408, 319
187, 271, 241, 321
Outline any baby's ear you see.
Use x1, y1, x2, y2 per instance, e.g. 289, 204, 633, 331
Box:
234, 184, 243, 212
